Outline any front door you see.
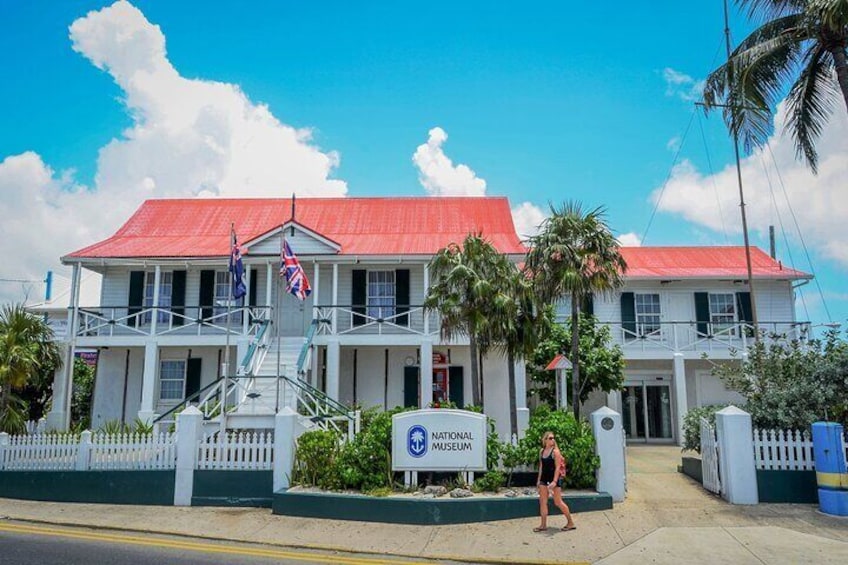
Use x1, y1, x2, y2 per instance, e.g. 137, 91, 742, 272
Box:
275, 278, 308, 336
622, 382, 673, 442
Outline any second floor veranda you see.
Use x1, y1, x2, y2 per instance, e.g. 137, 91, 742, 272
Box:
67, 302, 811, 359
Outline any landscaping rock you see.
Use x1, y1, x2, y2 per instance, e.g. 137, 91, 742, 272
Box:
423, 485, 447, 497
449, 488, 473, 498
503, 489, 518, 498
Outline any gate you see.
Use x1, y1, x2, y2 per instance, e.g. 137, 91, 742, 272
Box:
700, 417, 721, 494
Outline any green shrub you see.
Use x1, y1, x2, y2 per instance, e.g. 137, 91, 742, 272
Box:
516, 406, 599, 489
472, 470, 505, 493
681, 404, 728, 453
292, 429, 341, 488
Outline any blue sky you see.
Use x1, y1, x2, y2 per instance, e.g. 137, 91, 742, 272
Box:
1, 1, 845, 328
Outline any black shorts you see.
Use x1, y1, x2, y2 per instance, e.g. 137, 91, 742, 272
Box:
540, 477, 563, 489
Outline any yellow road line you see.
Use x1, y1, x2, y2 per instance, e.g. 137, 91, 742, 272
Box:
0, 522, 422, 565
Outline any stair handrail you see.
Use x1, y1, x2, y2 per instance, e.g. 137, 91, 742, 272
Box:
295, 319, 318, 376
153, 377, 224, 424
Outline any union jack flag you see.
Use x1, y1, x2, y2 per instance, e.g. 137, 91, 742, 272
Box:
280, 240, 311, 300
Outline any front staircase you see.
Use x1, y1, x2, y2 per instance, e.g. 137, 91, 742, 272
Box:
235, 337, 305, 415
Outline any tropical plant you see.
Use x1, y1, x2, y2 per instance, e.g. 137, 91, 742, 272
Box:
525, 202, 627, 419
527, 309, 625, 408
515, 405, 600, 489
681, 404, 730, 453
0, 303, 63, 433
703, 0, 848, 173
486, 265, 549, 437
712, 329, 848, 429
71, 357, 95, 430
424, 233, 516, 406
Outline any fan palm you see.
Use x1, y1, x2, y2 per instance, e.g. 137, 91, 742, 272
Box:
525, 202, 626, 419
0, 303, 63, 433
424, 234, 514, 407
703, 0, 848, 173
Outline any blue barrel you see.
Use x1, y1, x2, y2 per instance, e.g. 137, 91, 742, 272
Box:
811, 422, 848, 516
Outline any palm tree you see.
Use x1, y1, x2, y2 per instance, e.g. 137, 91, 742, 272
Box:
703, 0, 848, 173
424, 234, 513, 407
0, 304, 63, 433
487, 265, 549, 437
525, 202, 626, 419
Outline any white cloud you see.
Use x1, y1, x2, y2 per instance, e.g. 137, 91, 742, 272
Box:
617, 232, 642, 247
412, 127, 487, 196
663, 68, 704, 102
511, 202, 547, 240
0, 0, 346, 305
652, 99, 848, 268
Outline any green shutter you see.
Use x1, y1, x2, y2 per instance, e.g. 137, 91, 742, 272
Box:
185, 358, 202, 398
736, 292, 753, 323
403, 366, 419, 408
171, 270, 186, 326
621, 292, 636, 339
128, 271, 145, 325
448, 366, 464, 408
583, 292, 594, 317
396, 269, 410, 327
352, 269, 366, 327
695, 292, 710, 336
249, 268, 259, 323
199, 270, 215, 322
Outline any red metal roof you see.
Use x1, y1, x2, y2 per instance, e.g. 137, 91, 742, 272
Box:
620, 246, 810, 280
545, 354, 573, 371
66, 197, 527, 259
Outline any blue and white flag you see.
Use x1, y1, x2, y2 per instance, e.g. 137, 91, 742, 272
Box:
229, 231, 247, 300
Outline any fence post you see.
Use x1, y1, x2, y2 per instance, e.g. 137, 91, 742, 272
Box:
174, 406, 203, 506
274, 407, 297, 492
591, 406, 626, 502
715, 406, 758, 504
76, 431, 92, 471
0, 432, 8, 471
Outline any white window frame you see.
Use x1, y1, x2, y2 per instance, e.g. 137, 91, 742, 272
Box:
634, 293, 661, 336
159, 359, 186, 402
367, 270, 396, 320
213, 271, 243, 323
709, 293, 737, 336
141, 271, 173, 324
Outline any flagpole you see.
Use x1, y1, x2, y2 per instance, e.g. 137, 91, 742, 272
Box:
277, 218, 284, 411
222, 223, 235, 433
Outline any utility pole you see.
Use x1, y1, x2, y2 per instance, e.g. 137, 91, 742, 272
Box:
723, 0, 759, 342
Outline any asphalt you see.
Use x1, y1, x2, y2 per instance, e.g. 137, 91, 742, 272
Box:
1, 445, 847, 564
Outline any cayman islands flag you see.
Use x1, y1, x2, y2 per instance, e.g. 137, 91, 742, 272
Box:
280, 240, 312, 300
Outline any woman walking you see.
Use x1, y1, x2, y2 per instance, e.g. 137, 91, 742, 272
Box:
534, 431, 576, 532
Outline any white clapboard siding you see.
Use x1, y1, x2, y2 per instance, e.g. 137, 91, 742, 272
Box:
196, 431, 274, 470
89, 432, 177, 470
753, 428, 815, 470
1, 433, 79, 471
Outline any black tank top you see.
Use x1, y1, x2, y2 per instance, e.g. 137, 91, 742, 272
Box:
540, 449, 556, 482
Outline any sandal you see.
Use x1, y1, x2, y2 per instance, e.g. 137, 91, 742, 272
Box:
533, 527, 547, 532
562, 525, 577, 531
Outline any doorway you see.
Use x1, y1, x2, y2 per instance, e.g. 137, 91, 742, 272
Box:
622, 381, 673, 442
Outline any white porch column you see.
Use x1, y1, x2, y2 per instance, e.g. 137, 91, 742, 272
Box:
312, 262, 320, 321
138, 341, 159, 423
326, 338, 340, 401
47, 262, 81, 431
265, 261, 273, 310
515, 359, 529, 438
715, 406, 758, 504
423, 264, 430, 335
242, 266, 250, 334
419, 339, 433, 408
673, 353, 687, 446
606, 390, 621, 414
332, 264, 339, 334
150, 265, 161, 336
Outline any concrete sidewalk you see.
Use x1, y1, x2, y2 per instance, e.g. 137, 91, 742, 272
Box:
1, 446, 847, 564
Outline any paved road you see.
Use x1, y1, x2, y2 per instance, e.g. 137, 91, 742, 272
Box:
0, 521, 473, 565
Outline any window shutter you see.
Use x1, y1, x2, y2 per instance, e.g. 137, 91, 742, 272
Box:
736, 292, 752, 323
694, 292, 710, 336
185, 358, 202, 398
448, 366, 464, 408
171, 270, 186, 326
352, 269, 366, 327
248, 268, 258, 323
620, 292, 636, 339
583, 292, 594, 317
396, 269, 410, 327
199, 270, 215, 322
128, 271, 145, 324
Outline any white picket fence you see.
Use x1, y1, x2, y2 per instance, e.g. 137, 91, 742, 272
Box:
90, 432, 177, 470
753, 428, 815, 471
0, 431, 176, 471
196, 431, 274, 470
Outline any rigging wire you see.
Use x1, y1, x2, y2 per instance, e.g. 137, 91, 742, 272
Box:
696, 111, 731, 244
640, 107, 697, 245
764, 140, 833, 322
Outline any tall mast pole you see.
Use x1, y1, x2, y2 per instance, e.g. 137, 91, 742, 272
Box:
723, 0, 759, 342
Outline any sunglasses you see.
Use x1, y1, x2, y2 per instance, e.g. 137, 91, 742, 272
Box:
546, 437, 555, 441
